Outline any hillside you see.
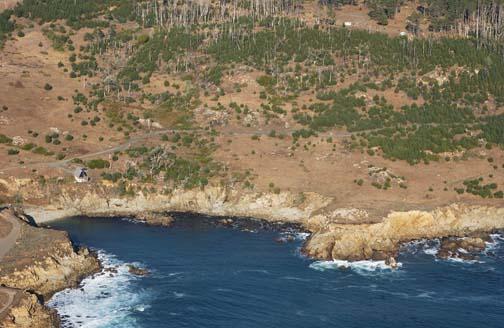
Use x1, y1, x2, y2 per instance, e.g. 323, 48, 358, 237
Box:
0, 0, 503, 220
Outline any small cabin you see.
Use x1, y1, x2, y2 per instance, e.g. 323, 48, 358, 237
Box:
74, 167, 90, 183
343, 21, 352, 28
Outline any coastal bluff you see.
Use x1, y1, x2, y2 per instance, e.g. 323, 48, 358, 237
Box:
0, 208, 99, 327
13, 181, 504, 263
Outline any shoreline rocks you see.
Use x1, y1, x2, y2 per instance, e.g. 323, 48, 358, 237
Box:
0, 241, 101, 301
134, 212, 174, 227
437, 236, 488, 261
303, 204, 504, 262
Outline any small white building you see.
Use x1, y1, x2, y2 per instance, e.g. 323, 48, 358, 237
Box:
343, 21, 352, 27
74, 167, 90, 183
399, 31, 408, 37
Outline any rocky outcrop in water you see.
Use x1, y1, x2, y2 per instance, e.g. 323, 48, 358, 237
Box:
127, 265, 149, 276
437, 235, 489, 261
134, 212, 174, 227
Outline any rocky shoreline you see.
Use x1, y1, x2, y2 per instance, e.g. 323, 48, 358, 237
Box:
18, 184, 504, 263
0, 208, 100, 328
303, 204, 504, 262
1, 182, 504, 327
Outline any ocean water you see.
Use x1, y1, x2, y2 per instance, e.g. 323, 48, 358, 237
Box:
47, 214, 504, 328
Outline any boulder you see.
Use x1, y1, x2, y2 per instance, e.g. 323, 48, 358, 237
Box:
127, 265, 149, 276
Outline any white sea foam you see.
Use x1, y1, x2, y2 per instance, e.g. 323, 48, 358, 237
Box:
121, 217, 142, 224
294, 232, 311, 241
277, 232, 310, 243
309, 259, 402, 275
401, 239, 440, 256
423, 246, 439, 256
47, 250, 150, 328
444, 256, 483, 264
485, 233, 504, 252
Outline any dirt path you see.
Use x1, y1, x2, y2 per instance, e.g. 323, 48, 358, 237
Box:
0, 121, 446, 174
0, 128, 192, 173
0, 209, 20, 260
0, 127, 352, 173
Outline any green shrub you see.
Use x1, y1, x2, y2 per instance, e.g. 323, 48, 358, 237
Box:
32, 146, 53, 156
21, 143, 36, 150
0, 134, 12, 144
87, 159, 110, 169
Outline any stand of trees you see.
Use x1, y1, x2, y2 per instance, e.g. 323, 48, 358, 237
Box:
0, 9, 14, 46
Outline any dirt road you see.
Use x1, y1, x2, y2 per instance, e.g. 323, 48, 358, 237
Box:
0, 209, 22, 319
0, 209, 20, 260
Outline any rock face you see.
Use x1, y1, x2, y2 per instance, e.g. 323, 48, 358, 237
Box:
0, 243, 100, 299
24, 185, 331, 225
303, 204, 504, 261
1, 292, 60, 328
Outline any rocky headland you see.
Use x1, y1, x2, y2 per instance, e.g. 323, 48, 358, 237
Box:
303, 204, 504, 261
0, 208, 100, 327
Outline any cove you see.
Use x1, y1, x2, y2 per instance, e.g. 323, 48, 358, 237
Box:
47, 214, 504, 328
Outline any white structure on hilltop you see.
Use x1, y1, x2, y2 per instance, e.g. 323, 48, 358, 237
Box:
73, 167, 90, 183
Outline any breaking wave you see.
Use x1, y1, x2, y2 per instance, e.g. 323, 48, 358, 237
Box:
401, 239, 441, 256
47, 250, 150, 328
309, 259, 402, 275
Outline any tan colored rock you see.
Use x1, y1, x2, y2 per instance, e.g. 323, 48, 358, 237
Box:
0, 292, 59, 328
0, 243, 100, 299
26, 185, 332, 225
304, 204, 504, 261
135, 212, 174, 227
8, 179, 504, 264
0, 210, 100, 300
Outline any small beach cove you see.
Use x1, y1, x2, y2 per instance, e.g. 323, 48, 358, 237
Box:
44, 213, 504, 328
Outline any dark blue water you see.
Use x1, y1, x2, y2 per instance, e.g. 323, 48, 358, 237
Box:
47, 215, 504, 328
